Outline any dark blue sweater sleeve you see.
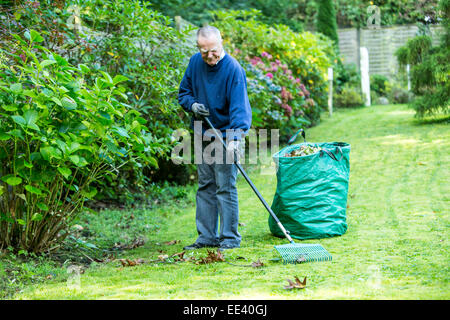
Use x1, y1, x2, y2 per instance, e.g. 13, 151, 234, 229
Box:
227, 66, 252, 140
178, 59, 196, 112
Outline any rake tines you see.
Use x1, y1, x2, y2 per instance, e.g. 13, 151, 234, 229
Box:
274, 243, 332, 264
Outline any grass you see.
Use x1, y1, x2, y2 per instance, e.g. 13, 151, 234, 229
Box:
5, 104, 450, 299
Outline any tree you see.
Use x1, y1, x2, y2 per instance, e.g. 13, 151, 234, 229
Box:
316, 0, 339, 46
394, 0, 450, 118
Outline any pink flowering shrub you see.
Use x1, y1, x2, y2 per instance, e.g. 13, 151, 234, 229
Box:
241, 50, 319, 139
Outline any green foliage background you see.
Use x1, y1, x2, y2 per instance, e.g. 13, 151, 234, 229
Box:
394, 0, 450, 118
316, 0, 339, 45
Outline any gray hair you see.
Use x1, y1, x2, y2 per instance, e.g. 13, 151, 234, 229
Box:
197, 25, 222, 42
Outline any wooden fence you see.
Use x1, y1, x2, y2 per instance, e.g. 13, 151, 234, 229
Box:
338, 24, 443, 78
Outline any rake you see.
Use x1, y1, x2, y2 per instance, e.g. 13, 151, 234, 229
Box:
203, 117, 332, 264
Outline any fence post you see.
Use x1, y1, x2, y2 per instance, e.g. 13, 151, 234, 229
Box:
328, 67, 333, 116
406, 64, 411, 91
360, 47, 371, 106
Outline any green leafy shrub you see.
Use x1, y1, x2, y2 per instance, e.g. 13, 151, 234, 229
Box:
316, 0, 339, 45
149, 0, 310, 32
334, 85, 364, 108
334, 62, 360, 94
71, 0, 197, 198
370, 74, 389, 97
394, 0, 449, 117
0, 0, 197, 205
335, 0, 439, 28
0, 31, 154, 253
388, 86, 414, 104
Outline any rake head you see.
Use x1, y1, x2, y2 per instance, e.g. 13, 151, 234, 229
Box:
274, 243, 332, 264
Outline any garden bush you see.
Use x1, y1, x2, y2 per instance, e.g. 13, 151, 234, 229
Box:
335, 0, 440, 28
69, 0, 197, 196
316, 0, 339, 45
394, 0, 449, 118
0, 0, 198, 205
334, 62, 360, 94
0, 31, 155, 253
370, 74, 390, 97
334, 85, 364, 108
149, 0, 312, 32
211, 9, 336, 139
388, 86, 414, 104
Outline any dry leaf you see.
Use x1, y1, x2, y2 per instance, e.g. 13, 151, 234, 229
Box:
198, 249, 225, 264
171, 251, 186, 261
251, 259, 265, 268
118, 258, 146, 267
126, 259, 136, 266
119, 259, 127, 267
113, 238, 145, 250
164, 240, 180, 246
284, 276, 307, 290
158, 254, 169, 261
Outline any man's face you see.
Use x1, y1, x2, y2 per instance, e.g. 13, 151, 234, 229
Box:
197, 35, 223, 66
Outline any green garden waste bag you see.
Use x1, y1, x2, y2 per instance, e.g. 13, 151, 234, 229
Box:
269, 142, 351, 240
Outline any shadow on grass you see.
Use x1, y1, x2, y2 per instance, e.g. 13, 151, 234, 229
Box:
412, 114, 450, 125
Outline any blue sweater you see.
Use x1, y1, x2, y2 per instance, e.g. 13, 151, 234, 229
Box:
178, 52, 252, 140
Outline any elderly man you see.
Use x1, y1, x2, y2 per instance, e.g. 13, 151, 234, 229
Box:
178, 26, 252, 251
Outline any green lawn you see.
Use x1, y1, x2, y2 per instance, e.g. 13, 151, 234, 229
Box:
11, 104, 450, 299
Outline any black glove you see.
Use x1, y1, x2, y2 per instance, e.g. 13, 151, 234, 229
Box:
191, 103, 210, 117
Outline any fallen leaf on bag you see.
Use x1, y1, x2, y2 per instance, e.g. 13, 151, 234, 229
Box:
284, 276, 307, 290
164, 240, 180, 245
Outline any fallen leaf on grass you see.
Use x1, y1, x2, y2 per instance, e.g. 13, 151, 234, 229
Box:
251, 259, 265, 268
118, 258, 146, 267
113, 238, 145, 250
158, 254, 169, 261
93, 253, 117, 264
284, 276, 307, 290
163, 240, 180, 246
171, 251, 186, 261
197, 249, 225, 264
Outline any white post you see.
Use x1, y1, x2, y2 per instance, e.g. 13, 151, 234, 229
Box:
406, 64, 411, 91
360, 47, 371, 107
328, 67, 333, 116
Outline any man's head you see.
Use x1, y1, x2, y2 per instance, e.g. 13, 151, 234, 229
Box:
197, 26, 223, 66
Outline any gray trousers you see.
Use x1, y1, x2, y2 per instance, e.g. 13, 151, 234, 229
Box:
194, 138, 241, 247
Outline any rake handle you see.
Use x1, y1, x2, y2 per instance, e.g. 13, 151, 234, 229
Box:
202, 117, 295, 244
